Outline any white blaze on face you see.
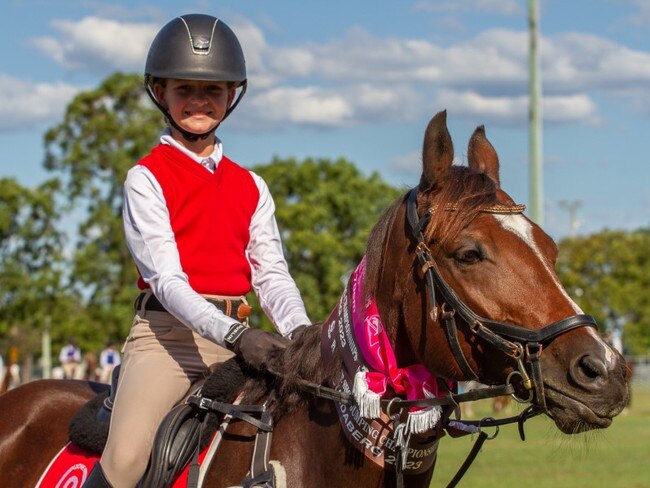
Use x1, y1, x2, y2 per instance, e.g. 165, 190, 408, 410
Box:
493, 214, 616, 365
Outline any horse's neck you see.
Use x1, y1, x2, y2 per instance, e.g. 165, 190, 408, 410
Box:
372, 210, 422, 366
374, 210, 461, 379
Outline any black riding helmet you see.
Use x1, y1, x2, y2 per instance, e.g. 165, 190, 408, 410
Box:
144, 14, 247, 141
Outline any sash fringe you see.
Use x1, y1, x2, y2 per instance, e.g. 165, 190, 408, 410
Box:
405, 406, 442, 434
353, 370, 381, 419
353, 370, 443, 434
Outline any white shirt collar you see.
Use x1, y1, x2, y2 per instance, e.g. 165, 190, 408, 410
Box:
160, 128, 223, 172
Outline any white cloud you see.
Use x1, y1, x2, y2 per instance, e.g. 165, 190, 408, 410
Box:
237, 82, 421, 130
0, 75, 81, 131
30, 16, 158, 74
230, 19, 316, 89
22, 16, 650, 130
435, 89, 526, 122
626, 0, 650, 26
543, 95, 600, 124
412, 0, 522, 16
389, 151, 421, 174
309, 28, 444, 84
388, 150, 465, 179
245, 87, 353, 127
435, 89, 599, 125
541, 33, 650, 92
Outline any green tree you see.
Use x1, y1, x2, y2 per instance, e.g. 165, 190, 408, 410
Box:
249, 157, 402, 327
43, 72, 162, 346
557, 229, 650, 355
0, 177, 67, 357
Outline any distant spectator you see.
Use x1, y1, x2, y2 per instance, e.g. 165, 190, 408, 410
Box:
99, 341, 121, 384
606, 328, 624, 355
8, 346, 21, 388
59, 338, 82, 379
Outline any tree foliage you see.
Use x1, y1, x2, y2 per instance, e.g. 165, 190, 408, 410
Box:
0, 177, 67, 354
248, 157, 402, 327
3, 71, 650, 366
557, 229, 650, 355
42, 72, 162, 347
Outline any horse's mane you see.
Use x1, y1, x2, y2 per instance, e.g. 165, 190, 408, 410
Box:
256, 164, 499, 414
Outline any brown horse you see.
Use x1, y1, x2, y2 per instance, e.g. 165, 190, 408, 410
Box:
0, 111, 629, 488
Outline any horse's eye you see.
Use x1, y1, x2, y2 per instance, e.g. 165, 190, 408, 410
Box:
455, 249, 482, 265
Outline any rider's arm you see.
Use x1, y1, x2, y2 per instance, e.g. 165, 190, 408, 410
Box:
246, 173, 311, 337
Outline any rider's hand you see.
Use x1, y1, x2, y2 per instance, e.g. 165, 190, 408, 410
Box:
224, 323, 289, 370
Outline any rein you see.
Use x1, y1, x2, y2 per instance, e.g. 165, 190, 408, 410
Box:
265, 367, 542, 488
405, 187, 598, 410
216, 186, 598, 487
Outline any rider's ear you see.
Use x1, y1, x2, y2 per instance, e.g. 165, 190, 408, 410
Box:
420, 110, 453, 191
467, 125, 500, 189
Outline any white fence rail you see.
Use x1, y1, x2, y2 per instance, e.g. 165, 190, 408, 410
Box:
628, 355, 650, 384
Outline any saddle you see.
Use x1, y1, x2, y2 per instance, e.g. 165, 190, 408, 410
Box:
69, 359, 279, 488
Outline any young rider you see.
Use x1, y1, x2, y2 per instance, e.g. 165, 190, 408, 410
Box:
82, 13, 311, 487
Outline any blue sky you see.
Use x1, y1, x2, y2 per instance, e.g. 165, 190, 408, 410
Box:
1, 0, 649, 239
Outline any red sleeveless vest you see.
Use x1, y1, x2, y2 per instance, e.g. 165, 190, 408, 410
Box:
136, 144, 259, 295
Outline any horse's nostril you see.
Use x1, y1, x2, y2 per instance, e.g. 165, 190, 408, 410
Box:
573, 355, 608, 384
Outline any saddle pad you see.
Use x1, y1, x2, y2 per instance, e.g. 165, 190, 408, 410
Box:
34, 441, 212, 488
35, 442, 99, 488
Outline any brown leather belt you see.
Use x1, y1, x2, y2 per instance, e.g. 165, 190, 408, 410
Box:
134, 292, 251, 321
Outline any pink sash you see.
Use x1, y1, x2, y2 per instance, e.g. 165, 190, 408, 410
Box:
348, 257, 455, 434
352, 257, 451, 409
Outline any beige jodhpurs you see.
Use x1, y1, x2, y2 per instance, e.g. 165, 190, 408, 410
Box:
100, 293, 235, 488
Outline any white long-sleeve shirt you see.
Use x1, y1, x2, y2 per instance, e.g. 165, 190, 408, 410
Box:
122, 132, 310, 346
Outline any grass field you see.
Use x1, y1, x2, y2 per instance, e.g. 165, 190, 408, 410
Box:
429, 383, 650, 488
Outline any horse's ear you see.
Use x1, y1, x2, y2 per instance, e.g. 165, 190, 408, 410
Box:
468, 125, 500, 188
420, 110, 454, 190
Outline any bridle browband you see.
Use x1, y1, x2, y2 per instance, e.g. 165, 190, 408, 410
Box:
406, 187, 598, 410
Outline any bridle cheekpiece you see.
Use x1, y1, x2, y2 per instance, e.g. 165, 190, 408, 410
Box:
406, 187, 598, 410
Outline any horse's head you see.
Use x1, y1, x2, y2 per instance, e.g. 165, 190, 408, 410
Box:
367, 110, 629, 434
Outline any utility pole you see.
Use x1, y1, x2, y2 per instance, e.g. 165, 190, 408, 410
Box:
558, 200, 583, 237
42, 316, 52, 379
528, 0, 543, 225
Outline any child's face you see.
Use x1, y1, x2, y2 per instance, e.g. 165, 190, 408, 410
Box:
154, 79, 235, 135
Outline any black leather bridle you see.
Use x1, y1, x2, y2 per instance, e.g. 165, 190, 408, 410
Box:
406, 188, 598, 410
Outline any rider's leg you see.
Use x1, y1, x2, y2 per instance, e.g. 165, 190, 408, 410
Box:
98, 309, 234, 488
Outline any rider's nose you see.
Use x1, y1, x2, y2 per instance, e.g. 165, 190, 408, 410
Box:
188, 88, 208, 102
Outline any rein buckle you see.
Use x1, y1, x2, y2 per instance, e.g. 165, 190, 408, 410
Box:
525, 343, 543, 360
440, 302, 455, 320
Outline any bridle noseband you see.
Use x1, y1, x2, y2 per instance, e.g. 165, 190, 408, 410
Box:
406, 188, 598, 410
